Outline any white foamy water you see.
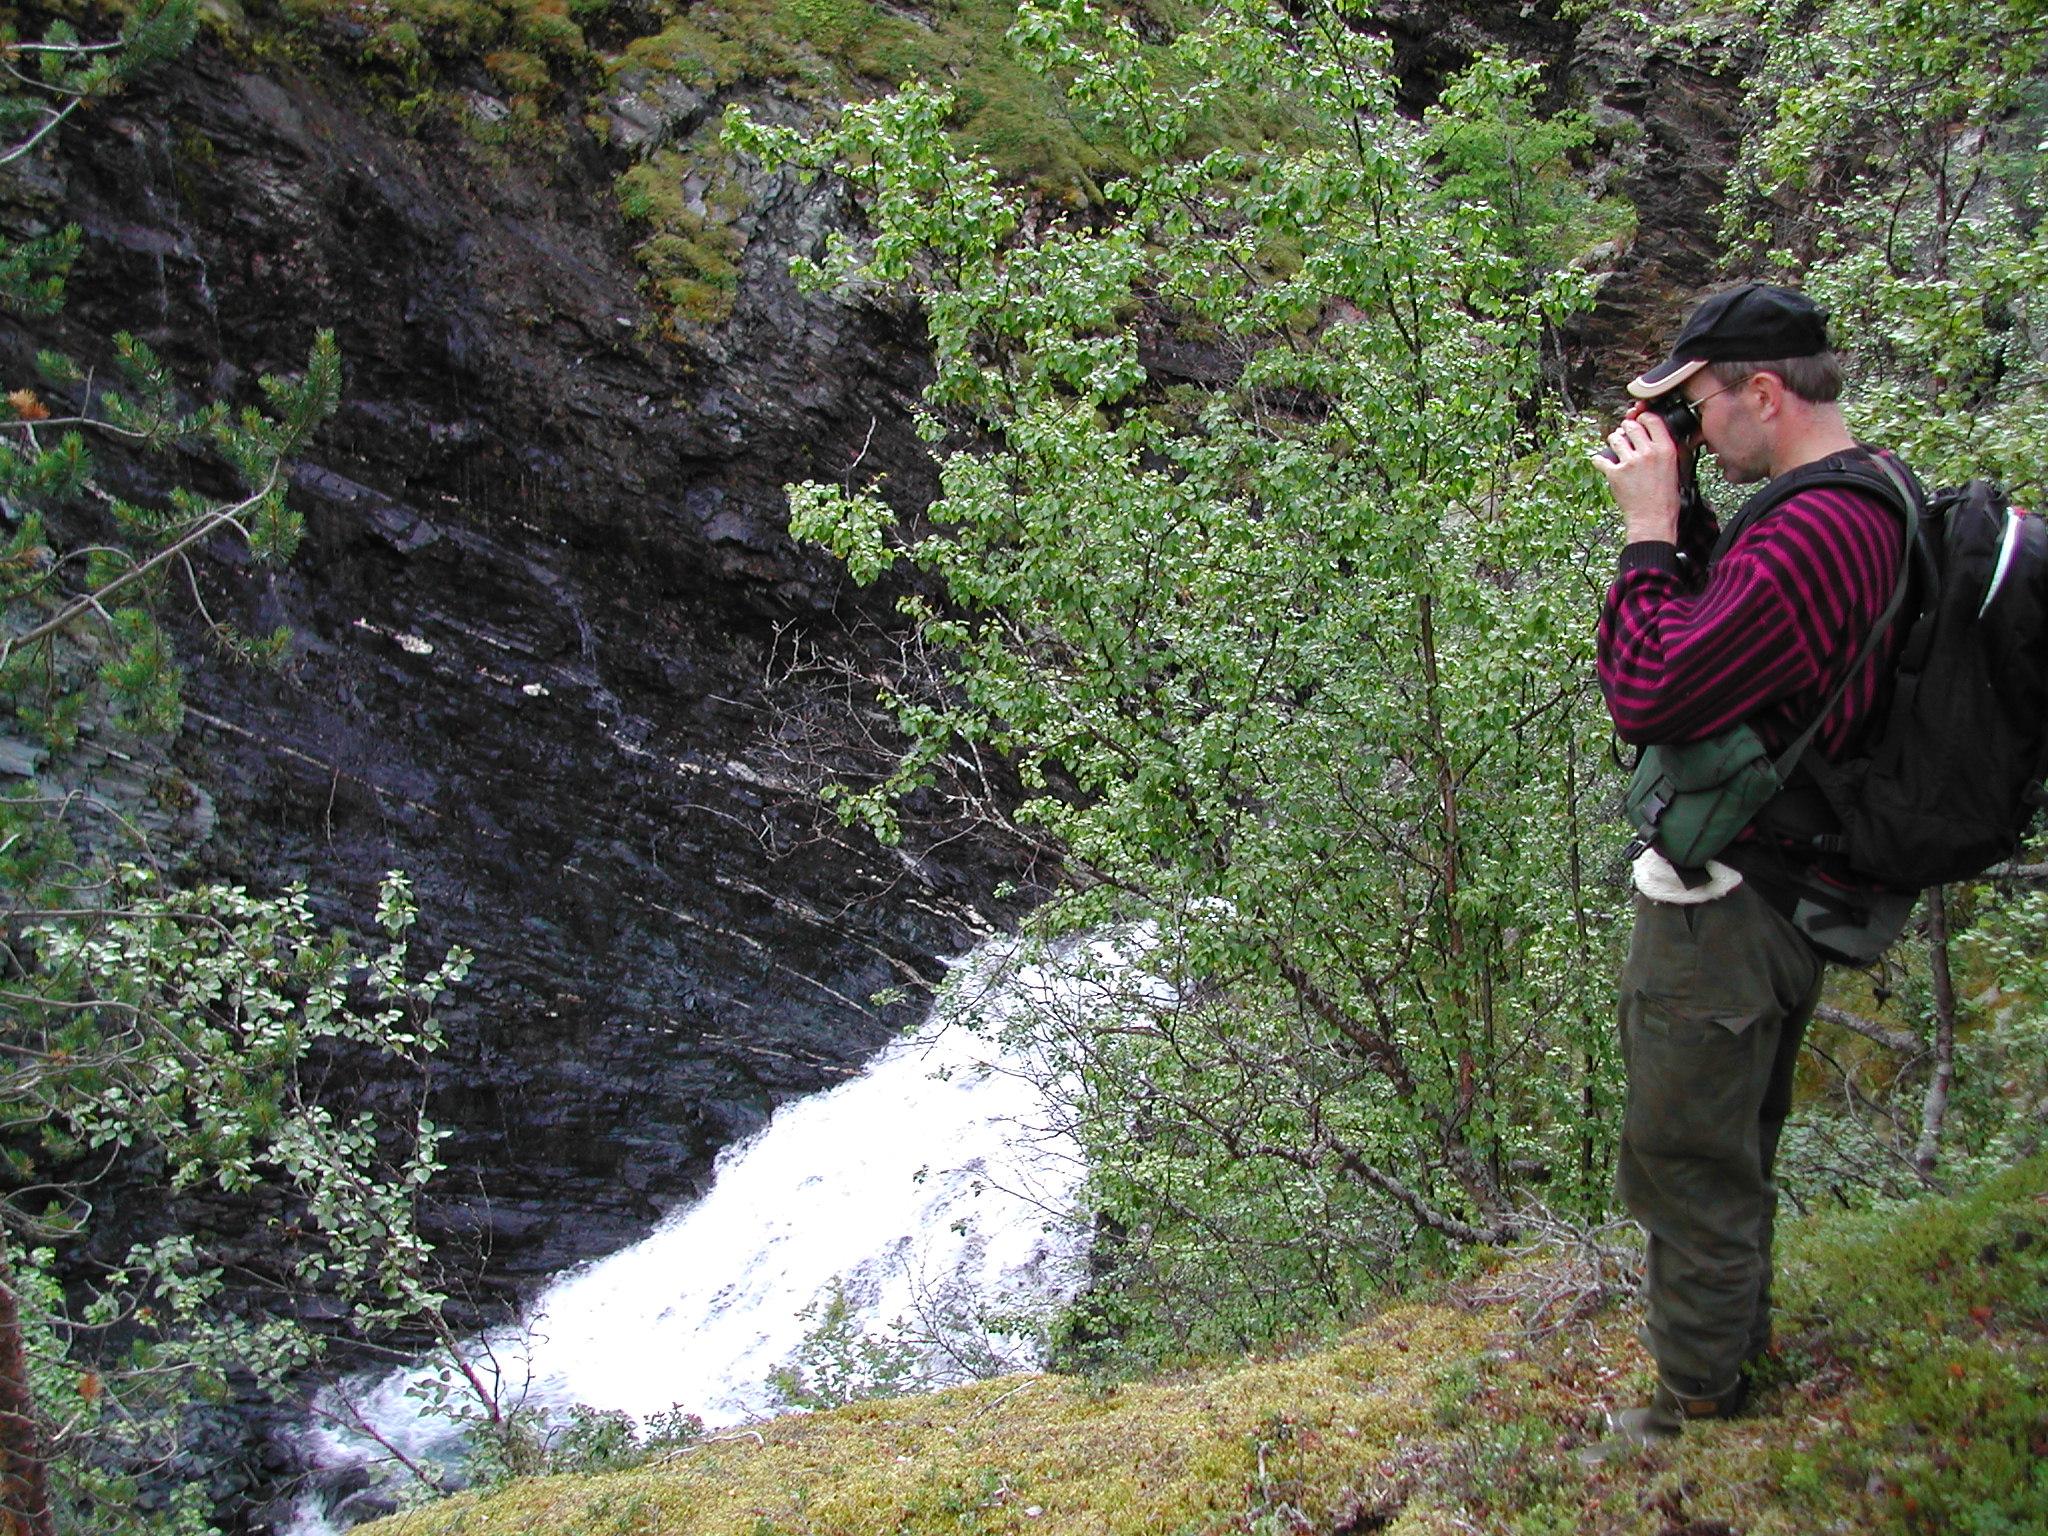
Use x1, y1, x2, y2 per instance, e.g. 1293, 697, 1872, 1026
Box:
288, 931, 1160, 1532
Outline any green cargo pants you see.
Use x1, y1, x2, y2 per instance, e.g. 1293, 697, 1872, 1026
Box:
1616, 881, 1823, 1400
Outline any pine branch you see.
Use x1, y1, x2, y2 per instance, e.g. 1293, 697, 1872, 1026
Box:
0, 464, 283, 664
0, 98, 78, 168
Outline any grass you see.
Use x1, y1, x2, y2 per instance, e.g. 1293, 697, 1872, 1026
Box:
602, 0, 1143, 186
610, 147, 747, 330
358, 1153, 2048, 1536
355, 1304, 1495, 1534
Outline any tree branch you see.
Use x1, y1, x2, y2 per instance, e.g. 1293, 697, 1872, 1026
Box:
1915, 887, 1959, 1176
1269, 951, 1420, 1101
1812, 1002, 1920, 1055
0, 467, 282, 664
1332, 1148, 1515, 1246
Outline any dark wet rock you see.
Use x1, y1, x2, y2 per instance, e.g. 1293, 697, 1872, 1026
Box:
604, 69, 716, 156
1560, 5, 1756, 399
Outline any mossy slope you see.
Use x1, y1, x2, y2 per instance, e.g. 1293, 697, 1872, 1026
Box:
364, 1154, 2047, 1535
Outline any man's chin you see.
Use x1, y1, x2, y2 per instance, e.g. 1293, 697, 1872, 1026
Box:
1712, 455, 1767, 487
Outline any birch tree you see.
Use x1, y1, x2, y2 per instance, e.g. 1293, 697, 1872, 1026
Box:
731, 0, 1629, 1355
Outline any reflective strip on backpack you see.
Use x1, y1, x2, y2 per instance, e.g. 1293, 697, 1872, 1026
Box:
1981, 507, 2028, 618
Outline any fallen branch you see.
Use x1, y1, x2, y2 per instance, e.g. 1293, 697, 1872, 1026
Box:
966, 1380, 1037, 1423
1457, 1209, 1642, 1339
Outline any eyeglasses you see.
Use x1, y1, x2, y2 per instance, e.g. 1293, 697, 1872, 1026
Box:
1682, 377, 1746, 413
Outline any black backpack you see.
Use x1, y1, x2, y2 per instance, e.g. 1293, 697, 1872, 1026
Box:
1746, 457, 2048, 889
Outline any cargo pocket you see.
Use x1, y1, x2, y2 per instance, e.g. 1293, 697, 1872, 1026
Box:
1620, 994, 1762, 1159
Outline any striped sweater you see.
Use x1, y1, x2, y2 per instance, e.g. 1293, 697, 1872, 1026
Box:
1598, 473, 1907, 765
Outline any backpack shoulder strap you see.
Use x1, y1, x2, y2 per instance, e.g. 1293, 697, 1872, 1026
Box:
1708, 448, 1915, 564
1709, 452, 1921, 785
1779, 463, 1921, 786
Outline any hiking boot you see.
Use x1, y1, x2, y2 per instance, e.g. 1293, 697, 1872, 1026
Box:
1578, 1378, 1749, 1465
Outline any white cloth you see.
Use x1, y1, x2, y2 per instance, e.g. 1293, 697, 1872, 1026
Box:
1632, 845, 1745, 904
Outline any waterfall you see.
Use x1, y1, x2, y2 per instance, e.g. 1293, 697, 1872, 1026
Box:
284, 930, 1156, 1532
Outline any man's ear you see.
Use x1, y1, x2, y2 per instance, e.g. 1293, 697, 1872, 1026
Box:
1748, 370, 1787, 420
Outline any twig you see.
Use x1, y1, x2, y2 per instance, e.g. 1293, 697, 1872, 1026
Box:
304, 1382, 446, 1494
1457, 1208, 1642, 1338
0, 469, 282, 664
0, 416, 149, 441
965, 1379, 1037, 1422
0, 100, 77, 168
843, 415, 879, 483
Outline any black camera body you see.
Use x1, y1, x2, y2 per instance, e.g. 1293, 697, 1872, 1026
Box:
1641, 391, 1703, 446
1598, 391, 1702, 462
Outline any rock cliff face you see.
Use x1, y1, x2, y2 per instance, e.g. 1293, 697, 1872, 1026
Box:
0, 0, 1738, 1524
1562, 6, 1754, 387
8, 18, 1018, 1308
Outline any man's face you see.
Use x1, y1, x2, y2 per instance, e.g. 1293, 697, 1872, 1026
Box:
1680, 371, 1770, 485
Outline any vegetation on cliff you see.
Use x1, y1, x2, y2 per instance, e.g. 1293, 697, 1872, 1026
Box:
267, 0, 1215, 333
0, 8, 479, 1531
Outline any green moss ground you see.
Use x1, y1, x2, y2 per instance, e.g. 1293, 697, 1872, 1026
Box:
362, 1154, 2047, 1535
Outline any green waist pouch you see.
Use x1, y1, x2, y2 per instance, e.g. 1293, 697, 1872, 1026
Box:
1625, 724, 1785, 868
1629, 728, 1921, 966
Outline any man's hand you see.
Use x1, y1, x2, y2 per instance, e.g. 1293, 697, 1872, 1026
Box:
1594, 406, 1684, 546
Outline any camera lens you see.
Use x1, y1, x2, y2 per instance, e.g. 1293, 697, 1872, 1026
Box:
1651, 395, 1701, 445
1597, 392, 1702, 462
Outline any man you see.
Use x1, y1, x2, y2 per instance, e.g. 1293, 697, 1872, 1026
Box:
1590, 283, 1912, 1446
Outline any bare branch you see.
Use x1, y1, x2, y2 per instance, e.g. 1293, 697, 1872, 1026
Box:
304, 1383, 447, 1495
1331, 1148, 1515, 1246
1915, 888, 1960, 1176
1812, 1002, 1920, 1055
0, 98, 78, 168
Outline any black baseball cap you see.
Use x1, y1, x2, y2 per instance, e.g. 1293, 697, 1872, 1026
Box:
1628, 283, 1832, 399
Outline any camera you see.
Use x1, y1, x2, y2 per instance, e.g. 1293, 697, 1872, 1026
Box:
1642, 391, 1703, 445
1598, 392, 1702, 461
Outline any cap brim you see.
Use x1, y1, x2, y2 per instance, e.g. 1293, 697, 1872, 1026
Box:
1628, 356, 1709, 399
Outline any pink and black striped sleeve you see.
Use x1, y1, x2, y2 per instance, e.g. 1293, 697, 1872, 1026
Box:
1597, 484, 1905, 755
